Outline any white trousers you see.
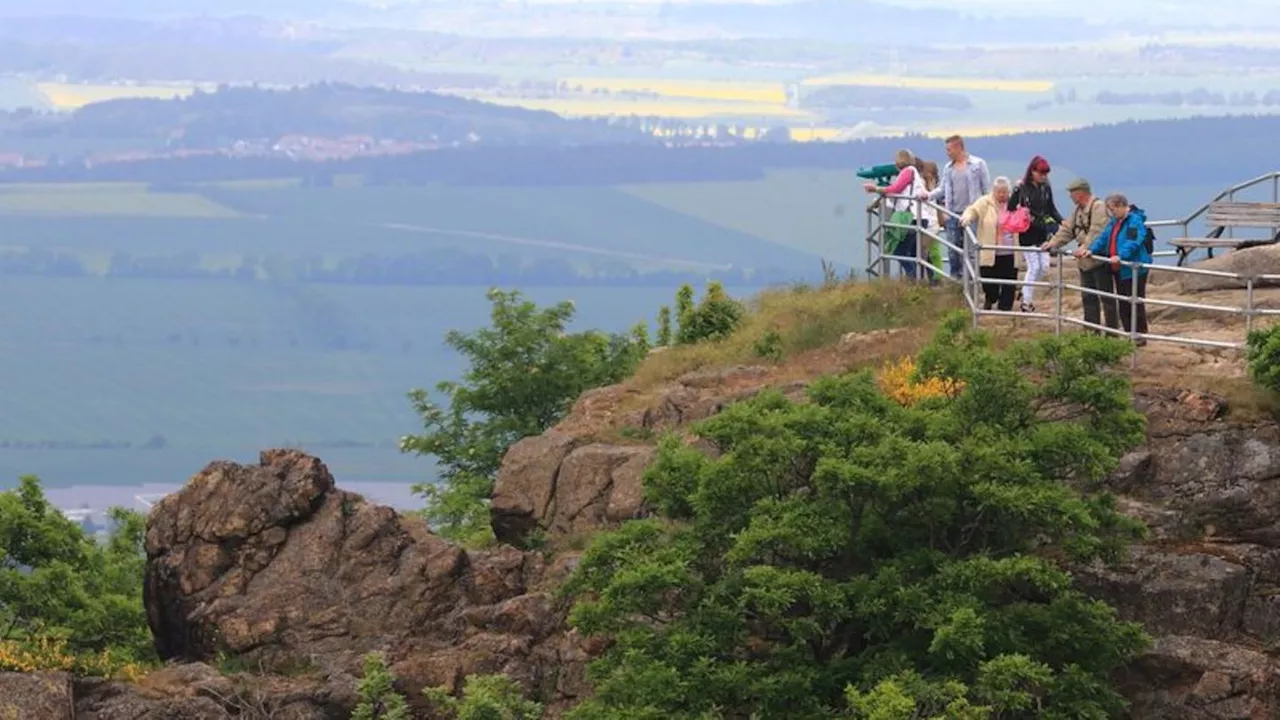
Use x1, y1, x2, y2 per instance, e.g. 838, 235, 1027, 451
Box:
1022, 249, 1050, 305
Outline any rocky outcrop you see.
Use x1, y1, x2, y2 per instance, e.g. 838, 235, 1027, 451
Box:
491, 365, 807, 545
0, 671, 73, 719
1073, 387, 1280, 718
142, 449, 591, 716
491, 376, 1280, 717
74, 662, 357, 719
114, 370, 1280, 719
1118, 636, 1280, 719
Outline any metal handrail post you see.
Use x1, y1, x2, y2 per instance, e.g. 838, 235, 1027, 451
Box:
879, 199, 891, 278
1129, 261, 1139, 369
914, 197, 923, 282
1247, 276, 1256, 335
962, 222, 972, 326
1228, 188, 1236, 239
865, 199, 874, 278
1054, 253, 1063, 335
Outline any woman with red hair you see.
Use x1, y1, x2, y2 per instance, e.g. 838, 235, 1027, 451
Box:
1008, 155, 1063, 312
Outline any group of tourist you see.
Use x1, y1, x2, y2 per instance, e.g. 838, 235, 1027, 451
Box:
863, 135, 1151, 341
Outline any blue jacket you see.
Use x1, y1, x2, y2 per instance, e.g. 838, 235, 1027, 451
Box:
1089, 206, 1152, 280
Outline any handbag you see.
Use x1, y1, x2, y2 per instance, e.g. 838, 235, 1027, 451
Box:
1004, 205, 1032, 234
884, 209, 915, 253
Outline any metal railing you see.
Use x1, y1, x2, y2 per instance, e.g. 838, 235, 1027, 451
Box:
864, 186, 1280, 365
1147, 171, 1280, 262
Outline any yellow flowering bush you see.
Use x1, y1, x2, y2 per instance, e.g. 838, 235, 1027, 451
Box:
877, 356, 965, 406
0, 636, 149, 680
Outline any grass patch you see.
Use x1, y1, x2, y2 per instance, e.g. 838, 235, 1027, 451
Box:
1134, 373, 1280, 423
800, 73, 1055, 93
628, 279, 965, 390
0, 191, 240, 218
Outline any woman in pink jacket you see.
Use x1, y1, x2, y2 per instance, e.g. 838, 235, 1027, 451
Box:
865, 149, 931, 280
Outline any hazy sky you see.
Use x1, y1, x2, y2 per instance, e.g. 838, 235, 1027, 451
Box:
370, 0, 1277, 28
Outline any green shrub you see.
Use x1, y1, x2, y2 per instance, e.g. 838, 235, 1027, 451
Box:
425, 673, 544, 719
656, 306, 673, 347
674, 281, 746, 345
351, 652, 410, 720
563, 314, 1149, 719
1246, 325, 1280, 391
0, 477, 155, 674
752, 328, 784, 361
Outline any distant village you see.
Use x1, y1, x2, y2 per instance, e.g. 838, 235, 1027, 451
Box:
0, 132, 465, 170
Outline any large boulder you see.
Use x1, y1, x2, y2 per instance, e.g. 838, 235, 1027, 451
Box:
491, 366, 808, 546
143, 449, 588, 715
1151, 243, 1280, 293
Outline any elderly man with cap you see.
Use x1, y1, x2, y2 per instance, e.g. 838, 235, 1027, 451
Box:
1042, 178, 1118, 333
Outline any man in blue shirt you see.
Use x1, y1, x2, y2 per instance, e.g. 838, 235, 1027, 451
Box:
926, 135, 991, 279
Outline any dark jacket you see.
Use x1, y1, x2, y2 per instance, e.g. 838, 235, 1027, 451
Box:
1008, 181, 1064, 246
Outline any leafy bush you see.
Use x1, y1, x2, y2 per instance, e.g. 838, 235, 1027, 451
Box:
752, 328, 784, 361
876, 355, 965, 406
1246, 324, 1280, 391
425, 673, 545, 719
0, 476, 155, 676
563, 315, 1149, 719
402, 288, 649, 546
351, 652, 410, 720
656, 306, 673, 347
0, 635, 148, 680
674, 281, 745, 345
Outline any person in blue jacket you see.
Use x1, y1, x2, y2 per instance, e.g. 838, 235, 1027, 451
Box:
1073, 193, 1151, 343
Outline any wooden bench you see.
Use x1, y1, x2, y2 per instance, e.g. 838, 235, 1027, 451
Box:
1171, 201, 1280, 266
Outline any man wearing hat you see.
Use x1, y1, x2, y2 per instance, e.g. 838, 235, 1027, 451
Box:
1042, 178, 1118, 332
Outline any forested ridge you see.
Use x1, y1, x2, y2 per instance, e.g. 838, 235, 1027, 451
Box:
2, 113, 1274, 190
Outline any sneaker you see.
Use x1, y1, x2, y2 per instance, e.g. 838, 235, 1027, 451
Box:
1020, 302, 1035, 313
983, 299, 995, 310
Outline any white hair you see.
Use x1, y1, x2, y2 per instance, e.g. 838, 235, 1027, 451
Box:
992, 176, 1011, 190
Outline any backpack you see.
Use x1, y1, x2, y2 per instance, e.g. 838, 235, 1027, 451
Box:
1131, 204, 1155, 254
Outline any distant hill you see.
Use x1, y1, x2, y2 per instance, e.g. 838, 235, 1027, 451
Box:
0, 83, 648, 152
0, 1, 353, 21
665, 0, 1102, 43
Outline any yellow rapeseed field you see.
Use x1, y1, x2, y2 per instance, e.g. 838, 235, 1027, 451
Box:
38, 82, 202, 109
477, 96, 812, 119
801, 74, 1055, 93
789, 126, 850, 142
559, 77, 789, 104
921, 123, 1080, 137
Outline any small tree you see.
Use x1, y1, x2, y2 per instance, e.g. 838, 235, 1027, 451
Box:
563, 315, 1149, 719
402, 289, 648, 545
0, 477, 153, 667
425, 673, 544, 719
673, 281, 745, 345
656, 306, 673, 347
351, 653, 410, 720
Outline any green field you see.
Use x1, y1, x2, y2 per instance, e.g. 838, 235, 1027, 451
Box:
0, 277, 695, 487
0, 168, 1232, 274
0, 181, 827, 273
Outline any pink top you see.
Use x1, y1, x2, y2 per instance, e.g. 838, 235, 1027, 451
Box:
882, 166, 916, 195
995, 208, 1015, 254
